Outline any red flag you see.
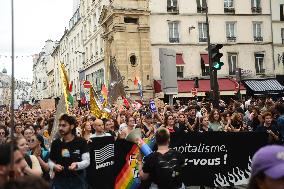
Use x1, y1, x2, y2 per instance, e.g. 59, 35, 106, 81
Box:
69, 81, 73, 92
122, 96, 130, 108
134, 77, 138, 86
102, 84, 108, 97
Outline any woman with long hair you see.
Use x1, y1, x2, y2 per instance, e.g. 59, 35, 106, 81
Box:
14, 137, 42, 177
28, 134, 50, 180
208, 109, 224, 131
81, 121, 92, 141
231, 112, 248, 132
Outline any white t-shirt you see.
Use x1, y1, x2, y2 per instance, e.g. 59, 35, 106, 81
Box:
90, 133, 111, 138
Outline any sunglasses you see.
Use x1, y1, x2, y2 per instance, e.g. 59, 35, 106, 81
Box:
28, 139, 36, 143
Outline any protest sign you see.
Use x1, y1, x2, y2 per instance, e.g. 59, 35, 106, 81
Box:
114, 132, 267, 187
171, 132, 268, 187
149, 100, 157, 112
39, 99, 55, 110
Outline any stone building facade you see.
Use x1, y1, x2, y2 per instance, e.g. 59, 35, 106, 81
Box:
100, 0, 154, 99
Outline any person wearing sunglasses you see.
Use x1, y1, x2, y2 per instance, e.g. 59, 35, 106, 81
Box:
29, 134, 50, 181
13, 137, 42, 177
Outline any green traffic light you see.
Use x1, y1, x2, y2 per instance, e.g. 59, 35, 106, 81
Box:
213, 61, 224, 70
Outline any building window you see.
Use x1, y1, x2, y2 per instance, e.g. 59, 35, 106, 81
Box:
280, 4, 284, 21
253, 22, 263, 41
167, 0, 178, 13
196, 0, 206, 13
226, 22, 236, 41
130, 54, 138, 67
251, 0, 261, 13
198, 22, 208, 42
255, 53, 265, 74
124, 17, 138, 24
200, 54, 210, 76
224, 0, 235, 13
168, 21, 180, 43
176, 66, 184, 78
228, 53, 237, 75
281, 28, 284, 44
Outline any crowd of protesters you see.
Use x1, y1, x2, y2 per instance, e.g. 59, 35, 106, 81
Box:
0, 96, 284, 188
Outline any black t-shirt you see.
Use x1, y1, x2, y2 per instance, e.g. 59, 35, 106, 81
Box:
142, 149, 185, 189
49, 136, 89, 178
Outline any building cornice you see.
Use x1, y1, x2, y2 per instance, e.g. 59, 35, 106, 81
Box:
272, 20, 284, 23
151, 42, 273, 46
150, 13, 271, 17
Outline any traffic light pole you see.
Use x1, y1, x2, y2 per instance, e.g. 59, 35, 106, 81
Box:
205, 1, 219, 108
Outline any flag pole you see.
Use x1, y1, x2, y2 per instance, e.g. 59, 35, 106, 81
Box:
10, 0, 16, 178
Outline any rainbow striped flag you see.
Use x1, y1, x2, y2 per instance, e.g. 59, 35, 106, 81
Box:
115, 138, 155, 189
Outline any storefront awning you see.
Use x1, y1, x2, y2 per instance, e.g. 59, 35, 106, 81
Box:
154, 79, 245, 93
243, 79, 284, 94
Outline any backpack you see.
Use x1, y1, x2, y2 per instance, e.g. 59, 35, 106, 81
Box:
154, 149, 183, 189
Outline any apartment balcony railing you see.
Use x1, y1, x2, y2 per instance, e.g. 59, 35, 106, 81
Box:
224, 7, 235, 14
251, 7, 262, 13
169, 37, 180, 43
254, 36, 263, 42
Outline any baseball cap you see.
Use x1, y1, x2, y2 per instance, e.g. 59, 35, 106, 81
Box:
251, 145, 284, 179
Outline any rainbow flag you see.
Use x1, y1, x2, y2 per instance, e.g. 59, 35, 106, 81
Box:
115, 138, 155, 189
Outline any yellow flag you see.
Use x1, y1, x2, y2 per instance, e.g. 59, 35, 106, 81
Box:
59, 62, 70, 110
90, 86, 102, 118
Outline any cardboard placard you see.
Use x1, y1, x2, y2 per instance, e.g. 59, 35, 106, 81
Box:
39, 99, 55, 110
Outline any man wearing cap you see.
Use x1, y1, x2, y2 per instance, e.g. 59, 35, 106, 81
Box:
248, 145, 284, 189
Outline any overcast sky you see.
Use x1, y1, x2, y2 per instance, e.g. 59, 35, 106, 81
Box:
0, 0, 73, 82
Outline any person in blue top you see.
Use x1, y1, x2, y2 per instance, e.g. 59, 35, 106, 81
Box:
29, 134, 50, 181
275, 102, 284, 144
